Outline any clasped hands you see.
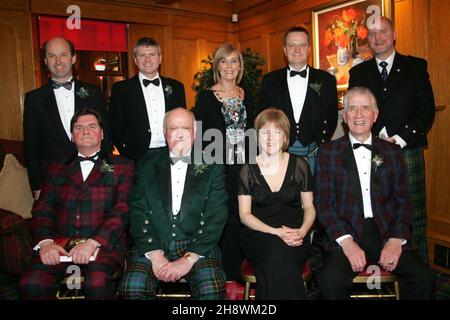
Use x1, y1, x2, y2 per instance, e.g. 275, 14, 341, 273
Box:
150, 252, 194, 283
341, 238, 403, 272
39, 238, 99, 265
275, 226, 307, 247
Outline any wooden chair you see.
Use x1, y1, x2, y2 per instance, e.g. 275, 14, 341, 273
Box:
155, 278, 192, 299
239, 259, 312, 300
350, 264, 400, 300
56, 271, 122, 300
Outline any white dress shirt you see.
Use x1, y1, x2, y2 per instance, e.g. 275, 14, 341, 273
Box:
336, 134, 406, 246
53, 77, 75, 139
336, 134, 373, 245
138, 72, 166, 148
79, 150, 100, 182
170, 151, 189, 216
287, 65, 309, 123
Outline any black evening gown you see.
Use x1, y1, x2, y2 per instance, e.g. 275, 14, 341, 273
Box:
237, 154, 313, 299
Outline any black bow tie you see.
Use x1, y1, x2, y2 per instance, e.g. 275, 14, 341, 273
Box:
143, 78, 160, 87
50, 79, 73, 90
77, 155, 98, 163
353, 143, 372, 151
290, 69, 307, 78
170, 156, 190, 165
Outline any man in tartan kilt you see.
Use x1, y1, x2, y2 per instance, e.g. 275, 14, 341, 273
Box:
120, 108, 228, 299
20, 108, 134, 299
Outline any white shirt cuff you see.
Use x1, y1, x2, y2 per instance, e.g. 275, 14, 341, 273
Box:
336, 234, 353, 246
393, 134, 407, 148
33, 239, 54, 251
145, 250, 164, 261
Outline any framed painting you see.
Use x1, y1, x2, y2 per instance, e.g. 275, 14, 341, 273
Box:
312, 0, 392, 89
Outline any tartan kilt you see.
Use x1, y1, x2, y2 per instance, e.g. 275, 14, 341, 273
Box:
119, 240, 226, 300
403, 147, 428, 264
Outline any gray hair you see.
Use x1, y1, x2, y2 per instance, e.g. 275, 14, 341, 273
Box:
343, 86, 378, 112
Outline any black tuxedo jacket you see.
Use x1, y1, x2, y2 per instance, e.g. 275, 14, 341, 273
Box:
257, 66, 338, 146
23, 80, 109, 191
109, 75, 186, 161
349, 53, 435, 148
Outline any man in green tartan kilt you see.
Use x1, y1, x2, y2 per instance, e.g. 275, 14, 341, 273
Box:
120, 108, 228, 299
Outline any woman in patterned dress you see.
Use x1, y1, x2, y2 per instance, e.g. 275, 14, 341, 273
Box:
194, 43, 254, 281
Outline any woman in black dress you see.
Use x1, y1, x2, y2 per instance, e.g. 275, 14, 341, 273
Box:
237, 108, 315, 299
194, 43, 253, 280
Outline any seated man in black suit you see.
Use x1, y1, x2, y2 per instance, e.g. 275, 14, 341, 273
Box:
23, 36, 110, 200
109, 37, 186, 162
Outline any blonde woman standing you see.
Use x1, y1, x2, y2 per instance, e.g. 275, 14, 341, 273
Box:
194, 43, 254, 280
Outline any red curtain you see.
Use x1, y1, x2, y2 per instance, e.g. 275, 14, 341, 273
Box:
39, 16, 127, 52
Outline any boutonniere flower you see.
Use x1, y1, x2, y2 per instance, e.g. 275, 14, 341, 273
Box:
194, 163, 209, 176
76, 87, 89, 99
309, 82, 322, 96
164, 85, 173, 98
372, 154, 384, 172
100, 160, 114, 173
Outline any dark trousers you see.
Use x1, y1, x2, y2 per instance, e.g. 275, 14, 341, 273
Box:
319, 219, 434, 300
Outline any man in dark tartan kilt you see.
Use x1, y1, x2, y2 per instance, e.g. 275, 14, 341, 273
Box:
349, 17, 435, 263
19, 108, 134, 299
120, 108, 227, 300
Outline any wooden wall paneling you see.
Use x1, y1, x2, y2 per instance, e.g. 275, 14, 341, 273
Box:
426, 0, 450, 271
0, 9, 35, 140
30, 0, 232, 25
394, 0, 414, 54
268, 30, 286, 72
171, 37, 198, 108
162, 25, 174, 77
393, 0, 429, 58
238, 9, 311, 42
0, 0, 28, 11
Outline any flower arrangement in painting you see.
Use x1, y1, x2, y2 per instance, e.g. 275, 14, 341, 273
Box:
323, 8, 368, 60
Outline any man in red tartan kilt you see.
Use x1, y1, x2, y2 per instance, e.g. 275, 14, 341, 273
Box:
19, 108, 134, 299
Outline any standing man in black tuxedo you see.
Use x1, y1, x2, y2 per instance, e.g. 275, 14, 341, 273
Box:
23, 36, 109, 200
257, 26, 338, 173
349, 17, 435, 263
109, 37, 186, 162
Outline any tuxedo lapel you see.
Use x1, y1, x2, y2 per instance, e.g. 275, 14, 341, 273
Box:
82, 160, 102, 188
74, 81, 82, 112
42, 83, 70, 141
178, 164, 197, 222
132, 76, 151, 129
160, 77, 170, 112
385, 54, 403, 90
66, 159, 84, 190
370, 140, 383, 206
301, 66, 317, 119
156, 159, 172, 220
342, 141, 364, 210
366, 59, 384, 101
